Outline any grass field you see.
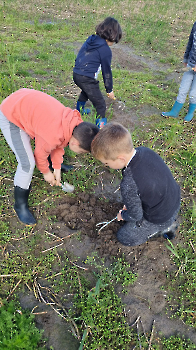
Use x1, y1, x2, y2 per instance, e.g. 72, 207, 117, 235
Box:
0, 1, 196, 349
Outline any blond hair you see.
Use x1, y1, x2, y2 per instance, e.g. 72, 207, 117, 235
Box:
91, 122, 133, 160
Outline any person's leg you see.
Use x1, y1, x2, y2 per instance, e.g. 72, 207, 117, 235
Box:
184, 72, 196, 121
116, 221, 151, 246
116, 207, 180, 246
0, 111, 36, 224
73, 73, 90, 114
162, 71, 193, 118
73, 73, 106, 123
177, 70, 194, 103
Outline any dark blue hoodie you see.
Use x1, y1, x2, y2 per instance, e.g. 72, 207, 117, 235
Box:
183, 21, 196, 68
73, 34, 113, 93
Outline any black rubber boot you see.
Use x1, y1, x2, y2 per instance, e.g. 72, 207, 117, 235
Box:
162, 219, 179, 240
60, 163, 73, 172
149, 219, 179, 241
14, 186, 36, 225
48, 156, 73, 173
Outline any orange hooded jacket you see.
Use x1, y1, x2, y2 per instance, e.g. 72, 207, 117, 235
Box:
0, 88, 82, 173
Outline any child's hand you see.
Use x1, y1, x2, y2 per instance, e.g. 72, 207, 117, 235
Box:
183, 62, 187, 67
117, 210, 124, 221
43, 170, 56, 186
193, 65, 196, 72
54, 169, 61, 186
107, 91, 115, 100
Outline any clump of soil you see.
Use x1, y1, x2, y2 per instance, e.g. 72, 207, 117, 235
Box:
52, 192, 122, 239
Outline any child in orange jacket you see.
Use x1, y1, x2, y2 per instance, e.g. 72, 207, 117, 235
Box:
0, 88, 99, 225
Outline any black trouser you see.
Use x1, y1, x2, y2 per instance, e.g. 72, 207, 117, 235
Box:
73, 72, 106, 118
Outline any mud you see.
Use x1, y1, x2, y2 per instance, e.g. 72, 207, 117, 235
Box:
46, 187, 196, 345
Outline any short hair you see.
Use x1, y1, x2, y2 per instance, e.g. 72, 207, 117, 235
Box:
73, 122, 99, 152
96, 17, 122, 43
91, 122, 133, 160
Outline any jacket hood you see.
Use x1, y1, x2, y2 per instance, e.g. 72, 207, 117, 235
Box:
62, 108, 83, 145
84, 34, 106, 51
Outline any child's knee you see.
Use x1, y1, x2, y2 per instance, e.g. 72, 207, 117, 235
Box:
116, 226, 142, 246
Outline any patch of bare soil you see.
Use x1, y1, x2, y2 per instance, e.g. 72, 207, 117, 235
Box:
32, 181, 196, 347
50, 192, 196, 346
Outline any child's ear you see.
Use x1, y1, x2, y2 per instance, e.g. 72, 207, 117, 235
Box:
117, 155, 126, 162
69, 136, 80, 146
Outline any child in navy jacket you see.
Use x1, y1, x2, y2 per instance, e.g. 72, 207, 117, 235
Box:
73, 17, 122, 128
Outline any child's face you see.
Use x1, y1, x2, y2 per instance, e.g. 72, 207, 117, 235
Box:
69, 136, 87, 154
98, 156, 126, 170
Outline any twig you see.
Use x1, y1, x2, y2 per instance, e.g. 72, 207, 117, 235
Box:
32, 261, 41, 274
189, 240, 195, 253
130, 315, 140, 327
0, 274, 18, 278
41, 243, 63, 253
6, 279, 22, 300
44, 230, 63, 241
31, 305, 48, 315
45, 272, 62, 279
37, 196, 51, 206
25, 282, 32, 291
50, 304, 79, 339
137, 316, 142, 349
70, 261, 88, 271
100, 176, 104, 191
56, 231, 80, 240
10, 227, 35, 241
140, 317, 149, 344
77, 271, 83, 299
33, 280, 39, 300
148, 320, 155, 350
114, 186, 120, 193
2, 242, 8, 256
35, 280, 47, 304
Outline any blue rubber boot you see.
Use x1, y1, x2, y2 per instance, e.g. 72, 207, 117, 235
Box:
184, 103, 196, 122
76, 101, 91, 115
96, 118, 107, 129
162, 101, 183, 118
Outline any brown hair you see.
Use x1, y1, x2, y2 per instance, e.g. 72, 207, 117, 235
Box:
73, 122, 99, 152
96, 17, 122, 43
91, 122, 133, 160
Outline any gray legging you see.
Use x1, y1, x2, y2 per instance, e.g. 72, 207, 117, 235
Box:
177, 69, 196, 104
0, 110, 35, 189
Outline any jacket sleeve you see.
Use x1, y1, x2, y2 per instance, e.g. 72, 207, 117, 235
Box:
50, 147, 64, 170
120, 173, 143, 223
100, 47, 113, 93
34, 135, 64, 173
183, 23, 195, 62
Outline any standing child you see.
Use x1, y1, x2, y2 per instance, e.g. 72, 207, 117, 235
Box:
162, 21, 196, 121
73, 17, 122, 128
91, 123, 181, 246
0, 88, 99, 225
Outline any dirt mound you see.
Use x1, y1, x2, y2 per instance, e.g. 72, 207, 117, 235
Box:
52, 192, 122, 239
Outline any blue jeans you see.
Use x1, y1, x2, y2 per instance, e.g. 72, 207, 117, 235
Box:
177, 69, 196, 104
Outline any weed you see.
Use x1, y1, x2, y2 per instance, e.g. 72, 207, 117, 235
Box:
0, 300, 45, 349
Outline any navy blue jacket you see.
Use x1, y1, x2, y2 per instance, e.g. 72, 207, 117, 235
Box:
183, 22, 196, 67
73, 35, 113, 93
120, 147, 181, 224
